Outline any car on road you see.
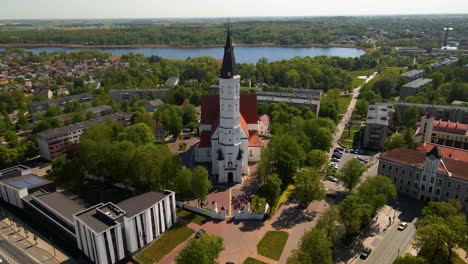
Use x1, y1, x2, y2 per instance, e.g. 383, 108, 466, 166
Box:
360, 247, 372, 259
328, 176, 338, 182
398, 222, 408, 231
195, 228, 206, 238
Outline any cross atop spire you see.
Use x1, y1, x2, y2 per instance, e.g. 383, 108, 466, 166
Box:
220, 26, 239, 79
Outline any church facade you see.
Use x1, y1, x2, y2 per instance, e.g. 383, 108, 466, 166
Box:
194, 31, 265, 183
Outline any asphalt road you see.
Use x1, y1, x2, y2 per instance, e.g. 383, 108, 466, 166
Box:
356, 220, 416, 264
0, 238, 38, 264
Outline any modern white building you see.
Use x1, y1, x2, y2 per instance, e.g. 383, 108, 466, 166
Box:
194, 30, 265, 183
73, 191, 176, 264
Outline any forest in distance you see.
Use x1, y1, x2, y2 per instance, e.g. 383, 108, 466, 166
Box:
0, 15, 467, 48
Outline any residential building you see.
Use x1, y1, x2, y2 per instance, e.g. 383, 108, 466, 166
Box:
165, 77, 179, 87
400, 69, 424, 81
256, 96, 320, 117
36, 112, 131, 160
400, 78, 432, 100
363, 103, 395, 150
378, 144, 468, 214
30, 93, 93, 117
33, 87, 53, 99
395, 103, 468, 124
416, 114, 468, 150
144, 99, 164, 113
395, 47, 427, 56
194, 31, 265, 183
430, 57, 459, 71
109, 89, 167, 104
57, 88, 70, 96
257, 114, 270, 137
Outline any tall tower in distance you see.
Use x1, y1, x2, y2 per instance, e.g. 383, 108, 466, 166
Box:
217, 28, 243, 183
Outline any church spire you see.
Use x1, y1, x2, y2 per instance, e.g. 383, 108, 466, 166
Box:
220, 27, 239, 79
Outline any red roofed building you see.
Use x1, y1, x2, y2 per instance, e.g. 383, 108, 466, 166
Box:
416, 113, 468, 150
194, 30, 266, 183
378, 144, 468, 213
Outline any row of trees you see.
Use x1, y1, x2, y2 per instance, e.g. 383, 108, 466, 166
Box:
395, 200, 468, 264
288, 175, 397, 264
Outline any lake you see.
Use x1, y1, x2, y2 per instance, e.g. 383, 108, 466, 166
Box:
0, 46, 365, 63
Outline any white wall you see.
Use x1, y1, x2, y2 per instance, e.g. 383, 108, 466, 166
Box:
36, 136, 52, 160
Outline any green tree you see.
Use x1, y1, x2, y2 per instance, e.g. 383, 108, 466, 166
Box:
385, 133, 407, 150
176, 234, 224, 264
305, 149, 328, 170
402, 106, 419, 128
431, 72, 444, 89
119, 123, 155, 145
337, 159, 366, 191
192, 166, 211, 207
156, 104, 183, 137
393, 255, 426, 264
356, 99, 369, 118
414, 200, 468, 263
294, 169, 326, 206
269, 134, 305, 185
173, 166, 192, 194
288, 228, 332, 264
357, 175, 397, 216
339, 193, 372, 235
258, 174, 282, 208
316, 206, 344, 243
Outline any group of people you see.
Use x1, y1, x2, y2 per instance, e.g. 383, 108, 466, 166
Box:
231, 193, 251, 210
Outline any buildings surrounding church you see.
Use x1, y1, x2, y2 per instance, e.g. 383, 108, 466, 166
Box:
378, 143, 468, 214
194, 30, 265, 183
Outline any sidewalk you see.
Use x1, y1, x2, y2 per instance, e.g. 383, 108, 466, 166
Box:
0, 214, 72, 263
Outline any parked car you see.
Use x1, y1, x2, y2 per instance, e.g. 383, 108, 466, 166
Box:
345, 148, 350, 153
328, 176, 338, 182
398, 222, 408, 231
331, 158, 340, 162
336, 147, 344, 152
360, 247, 372, 259
195, 228, 206, 238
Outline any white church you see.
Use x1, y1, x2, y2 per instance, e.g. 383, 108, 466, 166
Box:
194, 30, 265, 184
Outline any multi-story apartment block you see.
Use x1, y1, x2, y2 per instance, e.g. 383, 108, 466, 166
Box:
400, 69, 424, 81
109, 89, 167, 104
36, 112, 131, 160
363, 103, 395, 150
396, 103, 468, 124
399, 78, 432, 100
378, 143, 468, 214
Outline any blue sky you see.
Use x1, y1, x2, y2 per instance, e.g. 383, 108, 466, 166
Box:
2, 0, 468, 19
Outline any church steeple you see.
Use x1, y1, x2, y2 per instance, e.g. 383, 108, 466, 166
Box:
220, 28, 239, 79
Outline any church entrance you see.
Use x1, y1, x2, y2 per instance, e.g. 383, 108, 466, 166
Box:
228, 172, 234, 183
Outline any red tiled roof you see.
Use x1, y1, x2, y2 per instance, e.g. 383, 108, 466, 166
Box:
432, 120, 468, 135
380, 147, 468, 181
200, 94, 258, 125
417, 143, 468, 163
240, 114, 248, 136
248, 130, 265, 147
258, 114, 270, 126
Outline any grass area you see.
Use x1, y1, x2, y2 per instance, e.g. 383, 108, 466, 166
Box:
347, 70, 371, 88
250, 196, 268, 213
176, 208, 208, 225
244, 257, 267, 264
339, 128, 360, 148
135, 224, 194, 264
257, 231, 289, 261
337, 94, 353, 116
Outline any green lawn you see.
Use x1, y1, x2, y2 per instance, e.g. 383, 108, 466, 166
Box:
244, 257, 267, 264
347, 70, 371, 88
337, 95, 353, 116
176, 208, 208, 225
135, 224, 194, 264
257, 231, 289, 260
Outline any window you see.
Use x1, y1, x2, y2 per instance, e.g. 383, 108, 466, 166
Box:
409, 171, 412, 176
447, 182, 452, 188
438, 179, 442, 186
429, 187, 433, 193
416, 173, 420, 179
421, 185, 425, 191
382, 164, 386, 169
436, 189, 440, 195
402, 169, 405, 175
422, 175, 426, 181
430, 177, 434, 184
389, 166, 392, 171
446, 191, 450, 197
396, 168, 399, 173
455, 194, 459, 199
400, 179, 403, 184
407, 180, 411, 186
457, 184, 461, 190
